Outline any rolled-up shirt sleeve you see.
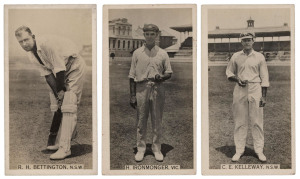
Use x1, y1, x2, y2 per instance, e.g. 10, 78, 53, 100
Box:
226, 56, 236, 79
259, 57, 270, 87
128, 52, 137, 79
164, 53, 173, 74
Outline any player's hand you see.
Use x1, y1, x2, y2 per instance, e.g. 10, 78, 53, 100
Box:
259, 96, 267, 107
154, 74, 163, 82
130, 96, 137, 109
238, 79, 248, 87
57, 90, 65, 108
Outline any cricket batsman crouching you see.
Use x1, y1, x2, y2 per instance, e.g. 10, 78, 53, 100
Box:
15, 26, 86, 160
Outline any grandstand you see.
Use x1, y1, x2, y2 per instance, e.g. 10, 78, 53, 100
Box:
208, 18, 291, 62
167, 25, 193, 58
172, 37, 193, 58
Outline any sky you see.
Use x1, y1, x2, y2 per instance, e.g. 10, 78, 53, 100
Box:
207, 8, 291, 31
109, 8, 193, 41
8, 8, 93, 57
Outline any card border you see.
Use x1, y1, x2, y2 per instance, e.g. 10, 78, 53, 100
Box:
201, 4, 295, 175
102, 4, 197, 175
4, 4, 98, 175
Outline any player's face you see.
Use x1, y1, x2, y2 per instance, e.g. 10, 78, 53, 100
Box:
16, 30, 35, 52
241, 38, 254, 50
144, 31, 158, 45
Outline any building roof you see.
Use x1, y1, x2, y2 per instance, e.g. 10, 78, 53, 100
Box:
132, 28, 144, 40
208, 25, 290, 38
160, 29, 174, 37
109, 18, 131, 25
164, 43, 180, 52
170, 24, 192, 32
135, 26, 144, 36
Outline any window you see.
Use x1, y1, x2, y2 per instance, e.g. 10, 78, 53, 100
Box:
128, 27, 130, 35
123, 40, 125, 49
118, 27, 121, 35
118, 40, 120, 48
128, 41, 130, 49
137, 41, 139, 47
113, 40, 116, 48
113, 27, 115, 34
133, 41, 135, 48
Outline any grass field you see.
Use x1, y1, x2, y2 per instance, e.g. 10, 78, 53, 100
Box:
109, 60, 194, 169
209, 65, 291, 169
9, 64, 93, 169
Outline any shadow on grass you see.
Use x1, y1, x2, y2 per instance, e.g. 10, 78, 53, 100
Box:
41, 144, 92, 158
215, 146, 257, 159
133, 143, 174, 157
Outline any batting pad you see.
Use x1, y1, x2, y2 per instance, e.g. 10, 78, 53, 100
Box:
49, 92, 58, 112
59, 113, 77, 151
61, 91, 77, 113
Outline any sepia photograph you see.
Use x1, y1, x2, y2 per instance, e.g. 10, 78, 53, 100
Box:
102, 4, 197, 175
202, 5, 295, 175
4, 4, 97, 175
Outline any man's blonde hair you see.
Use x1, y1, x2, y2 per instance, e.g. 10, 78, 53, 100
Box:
15, 25, 33, 37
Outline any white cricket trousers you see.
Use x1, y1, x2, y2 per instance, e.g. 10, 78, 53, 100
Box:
136, 81, 165, 153
64, 55, 86, 103
233, 82, 264, 154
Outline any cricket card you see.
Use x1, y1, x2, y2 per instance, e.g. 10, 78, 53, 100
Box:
102, 4, 197, 175
201, 4, 295, 175
4, 4, 97, 175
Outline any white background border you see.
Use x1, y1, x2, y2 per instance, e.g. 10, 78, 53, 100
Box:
0, 0, 299, 178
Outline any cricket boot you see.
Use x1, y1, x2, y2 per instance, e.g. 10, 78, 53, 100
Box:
257, 153, 267, 162
232, 153, 243, 162
153, 151, 164, 162
135, 151, 145, 162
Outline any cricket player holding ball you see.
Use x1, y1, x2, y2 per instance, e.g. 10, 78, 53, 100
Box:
128, 24, 173, 162
226, 32, 269, 162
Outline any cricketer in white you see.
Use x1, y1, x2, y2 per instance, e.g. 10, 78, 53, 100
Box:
226, 32, 269, 162
128, 24, 173, 162
15, 26, 86, 160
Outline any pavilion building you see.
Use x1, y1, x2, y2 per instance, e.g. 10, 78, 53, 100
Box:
208, 17, 291, 61
109, 18, 145, 57
109, 18, 177, 58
